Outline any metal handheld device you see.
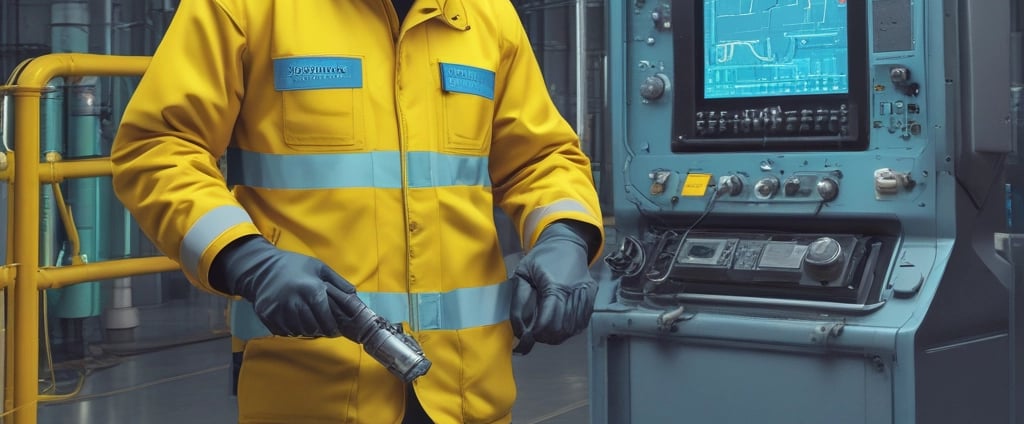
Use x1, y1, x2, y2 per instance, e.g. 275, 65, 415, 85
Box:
337, 293, 432, 383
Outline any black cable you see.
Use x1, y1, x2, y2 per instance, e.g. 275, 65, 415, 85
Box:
647, 188, 722, 282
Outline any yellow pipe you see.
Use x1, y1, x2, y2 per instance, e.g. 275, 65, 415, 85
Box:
8, 53, 151, 424
10, 53, 150, 88
0, 265, 13, 290
12, 79, 42, 424
40, 156, 112, 182
4, 154, 13, 417
41, 154, 114, 266
49, 181, 83, 265
3, 56, 32, 86
38, 257, 179, 290
12, 79, 43, 424
3, 273, 13, 416
0, 151, 11, 183
3, 155, 12, 271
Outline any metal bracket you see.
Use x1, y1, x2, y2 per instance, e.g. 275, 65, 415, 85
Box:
810, 321, 846, 345
656, 306, 686, 332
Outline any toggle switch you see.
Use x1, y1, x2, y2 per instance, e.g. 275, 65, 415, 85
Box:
649, 169, 672, 195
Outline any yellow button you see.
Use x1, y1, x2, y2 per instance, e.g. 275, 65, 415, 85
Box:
682, 173, 712, 197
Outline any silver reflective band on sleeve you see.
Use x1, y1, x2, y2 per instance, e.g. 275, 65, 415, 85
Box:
522, 199, 595, 246
180, 205, 254, 280
226, 148, 490, 190
229, 280, 514, 340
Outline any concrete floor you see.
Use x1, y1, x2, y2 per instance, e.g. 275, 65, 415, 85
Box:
32, 218, 607, 423
35, 308, 590, 424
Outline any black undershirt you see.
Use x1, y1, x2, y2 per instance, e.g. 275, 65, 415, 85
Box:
393, 0, 414, 23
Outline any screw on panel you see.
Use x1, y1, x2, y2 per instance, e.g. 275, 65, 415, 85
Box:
871, 356, 886, 372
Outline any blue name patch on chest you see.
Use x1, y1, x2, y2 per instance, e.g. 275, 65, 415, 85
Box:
440, 63, 495, 100
273, 56, 363, 91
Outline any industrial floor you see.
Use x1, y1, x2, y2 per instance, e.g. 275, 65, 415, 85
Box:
34, 296, 591, 424
31, 219, 611, 423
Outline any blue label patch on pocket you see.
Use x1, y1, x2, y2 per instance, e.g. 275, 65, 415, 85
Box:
273, 56, 363, 91
440, 63, 495, 100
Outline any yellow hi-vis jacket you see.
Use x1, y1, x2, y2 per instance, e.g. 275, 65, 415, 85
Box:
111, 0, 604, 422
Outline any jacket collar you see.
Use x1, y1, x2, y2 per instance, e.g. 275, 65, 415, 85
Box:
409, 0, 470, 31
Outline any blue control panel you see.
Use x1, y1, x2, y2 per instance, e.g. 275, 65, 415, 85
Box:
591, 1, 1015, 423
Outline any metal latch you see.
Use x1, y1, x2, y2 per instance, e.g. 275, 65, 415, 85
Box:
656, 306, 687, 332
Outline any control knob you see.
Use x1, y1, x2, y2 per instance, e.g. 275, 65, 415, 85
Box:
718, 174, 743, 196
817, 178, 839, 202
640, 74, 670, 101
754, 176, 780, 199
803, 237, 844, 282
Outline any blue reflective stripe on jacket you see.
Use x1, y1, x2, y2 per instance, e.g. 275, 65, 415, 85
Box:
180, 205, 254, 280
406, 151, 491, 188
230, 280, 513, 339
414, 281, 514, 330
226, 149, 491, 189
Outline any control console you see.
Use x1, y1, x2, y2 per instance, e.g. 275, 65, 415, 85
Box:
609, 229, 895, 305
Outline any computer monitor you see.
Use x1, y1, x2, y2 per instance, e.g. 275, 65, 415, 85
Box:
671, 0, 868, 151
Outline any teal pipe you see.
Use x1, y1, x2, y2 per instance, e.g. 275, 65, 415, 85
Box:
52, 2, 102, 319
41, 85, 66, 316
40, 86, 62, 268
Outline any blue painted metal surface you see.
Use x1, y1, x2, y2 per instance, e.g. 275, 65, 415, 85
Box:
51, 3, 102, 319
591, 1, 1014, 423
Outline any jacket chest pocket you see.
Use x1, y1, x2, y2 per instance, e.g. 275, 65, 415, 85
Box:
439, 62, 495, 153
275, 56, 366, 150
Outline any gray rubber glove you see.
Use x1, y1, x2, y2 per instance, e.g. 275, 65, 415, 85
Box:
509, 220, 600, 348
210, 235, 358, 338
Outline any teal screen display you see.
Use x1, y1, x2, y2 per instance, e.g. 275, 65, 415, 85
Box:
703, 0, 850, 99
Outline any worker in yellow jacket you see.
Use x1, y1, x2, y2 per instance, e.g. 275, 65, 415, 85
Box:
111, 0, 604, 422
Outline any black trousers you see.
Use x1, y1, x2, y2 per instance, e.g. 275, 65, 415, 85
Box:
403, 385, 433, 424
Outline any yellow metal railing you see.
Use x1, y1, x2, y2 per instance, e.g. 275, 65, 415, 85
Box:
1, 53, 180, 424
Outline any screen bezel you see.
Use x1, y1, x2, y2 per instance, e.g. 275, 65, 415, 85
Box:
670, 0, 869, 152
